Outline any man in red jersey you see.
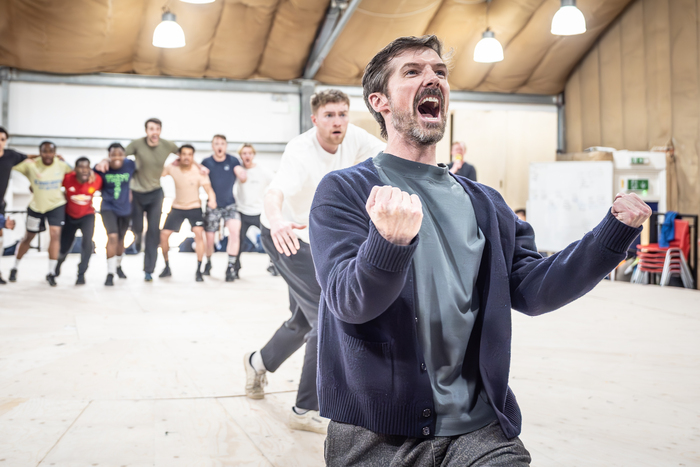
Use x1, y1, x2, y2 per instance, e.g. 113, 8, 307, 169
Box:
55, 157, 102, 285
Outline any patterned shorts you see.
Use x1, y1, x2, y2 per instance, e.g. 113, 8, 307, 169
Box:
204, 204, 240, 232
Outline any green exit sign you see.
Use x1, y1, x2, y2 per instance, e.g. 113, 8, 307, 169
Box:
628, 179, 649, 191
631, 157, 646, 165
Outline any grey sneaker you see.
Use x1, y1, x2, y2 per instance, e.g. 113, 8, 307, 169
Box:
243, 352, 267, 399
288, 408, 329, 435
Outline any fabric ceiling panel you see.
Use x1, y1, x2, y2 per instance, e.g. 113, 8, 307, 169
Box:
0, 0, 145, 74
206, 0, 280, 79
447, 0, 544, 91
515, 0, 631, 94
152, 1, 224, 77
258, 0, 330, 80
313, 0, 443, 84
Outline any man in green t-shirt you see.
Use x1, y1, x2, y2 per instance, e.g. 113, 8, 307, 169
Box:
125, 118, 178, 282
10, 141, 72, 286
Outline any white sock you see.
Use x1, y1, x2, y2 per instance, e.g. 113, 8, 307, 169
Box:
116, 255, 123, 267
13, 256, 20, 269
107, 257, 117, 275
251, 351, 267, 374
49, 259, 57, 275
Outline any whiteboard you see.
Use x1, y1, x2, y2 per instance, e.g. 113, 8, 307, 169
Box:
527, 161, 613, 252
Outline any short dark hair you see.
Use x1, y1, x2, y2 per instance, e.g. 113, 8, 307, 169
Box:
145, 118, 162, 129
179, 144, 195, 154
75, 157, 91, 168
515, 209, 526, 216
108, 142, 125, 152
212, 134, 227, 142
39, 140, 56, 151
362, 35, 445, 139
310, 89, 350, 114
0, 126, 8, 138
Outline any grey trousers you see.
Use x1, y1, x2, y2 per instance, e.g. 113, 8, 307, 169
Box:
260, 226, 322, 411
325, 421, 531, 467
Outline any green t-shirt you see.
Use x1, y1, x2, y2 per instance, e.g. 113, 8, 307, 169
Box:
125, 137, 178, 193
13, 159, 72, 213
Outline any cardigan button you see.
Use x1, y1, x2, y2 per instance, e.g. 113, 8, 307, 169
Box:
422, 426, 430, 436
420, 362, 427, 372
422, 408, 431, 418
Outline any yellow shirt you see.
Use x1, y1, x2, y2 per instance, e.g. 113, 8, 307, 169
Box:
13, 159, 72, 213
163, 164, 211, 210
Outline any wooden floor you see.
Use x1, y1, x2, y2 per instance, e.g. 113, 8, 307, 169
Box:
0, 251, 698, 466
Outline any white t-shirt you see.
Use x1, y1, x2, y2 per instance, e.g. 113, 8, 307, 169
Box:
261, 123, 385, 244
235, 164, 273, 216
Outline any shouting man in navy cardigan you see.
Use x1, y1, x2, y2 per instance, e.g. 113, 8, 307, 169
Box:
309, 35, 651, 466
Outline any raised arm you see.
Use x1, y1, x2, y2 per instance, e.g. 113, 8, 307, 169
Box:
509, 192, 649, 316
309, 176, 421, 324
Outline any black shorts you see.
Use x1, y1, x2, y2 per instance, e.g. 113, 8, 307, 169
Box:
26, 205, 65, 233
101, 210, 130, 238
163, 208, 204, 232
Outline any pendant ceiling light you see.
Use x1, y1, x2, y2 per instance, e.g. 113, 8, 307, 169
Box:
180, 0, 215, 3
474, 0, 503, 63
474, 29, 504, 63
153, 11, 186, 48
551, 0, 586, 36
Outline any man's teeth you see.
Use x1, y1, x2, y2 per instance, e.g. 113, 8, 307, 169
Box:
420, 96, 439, 106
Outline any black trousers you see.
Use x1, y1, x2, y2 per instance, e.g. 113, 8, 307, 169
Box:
59, 213, 95, 275
131, 188, 164, 274
237, 213, 261, 268
260, 226, 322, 411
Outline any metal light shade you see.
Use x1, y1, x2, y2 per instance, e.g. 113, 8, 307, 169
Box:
551, 0, 586, 36
152, 12, 186, 48
473, 30, 504, 63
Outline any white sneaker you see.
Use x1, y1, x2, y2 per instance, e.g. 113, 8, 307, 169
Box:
244, 352, 267, 399
288, 408, 329, 435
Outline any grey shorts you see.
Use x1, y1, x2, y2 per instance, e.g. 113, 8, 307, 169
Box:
204, 204, 240, 232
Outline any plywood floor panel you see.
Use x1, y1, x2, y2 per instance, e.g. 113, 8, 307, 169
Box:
0, 252, 698, 466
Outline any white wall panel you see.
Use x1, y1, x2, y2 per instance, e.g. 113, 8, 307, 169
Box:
8, 83, 299, 143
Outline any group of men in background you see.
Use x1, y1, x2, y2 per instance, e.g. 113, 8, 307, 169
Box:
0, 121, 272, 286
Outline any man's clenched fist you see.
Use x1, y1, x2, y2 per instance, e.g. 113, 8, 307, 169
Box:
611, 192, 652, 228
366, 185, 423, 246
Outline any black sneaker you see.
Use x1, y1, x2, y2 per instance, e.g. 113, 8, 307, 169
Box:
116, 266, 127, 279
76, 273, 86, 285
159, 266, 172, 278
144, 273, 153, 282
0, 274, 6, 285
203, 261, 212, 276
9, 268, 17, 282
46, 274, 57, 287
225, 264, 236, 282
196, 270, 204, 282
105, 273, 114, 286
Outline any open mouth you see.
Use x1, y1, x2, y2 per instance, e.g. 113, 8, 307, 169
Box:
416, 95, 441, 120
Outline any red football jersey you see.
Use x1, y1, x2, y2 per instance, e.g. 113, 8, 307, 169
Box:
63, 172, 103, 219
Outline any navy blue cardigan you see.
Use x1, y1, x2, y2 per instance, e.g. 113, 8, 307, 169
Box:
309, 158, 641, 439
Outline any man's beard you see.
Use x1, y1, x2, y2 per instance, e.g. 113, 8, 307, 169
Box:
389, 91, 446, 146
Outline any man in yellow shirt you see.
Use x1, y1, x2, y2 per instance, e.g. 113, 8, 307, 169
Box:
10, 141, 72, 286
159, 145, 216, 282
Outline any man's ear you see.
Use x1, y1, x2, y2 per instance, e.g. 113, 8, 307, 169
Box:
368, 92, 389, 115
310, 114, 318, 127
